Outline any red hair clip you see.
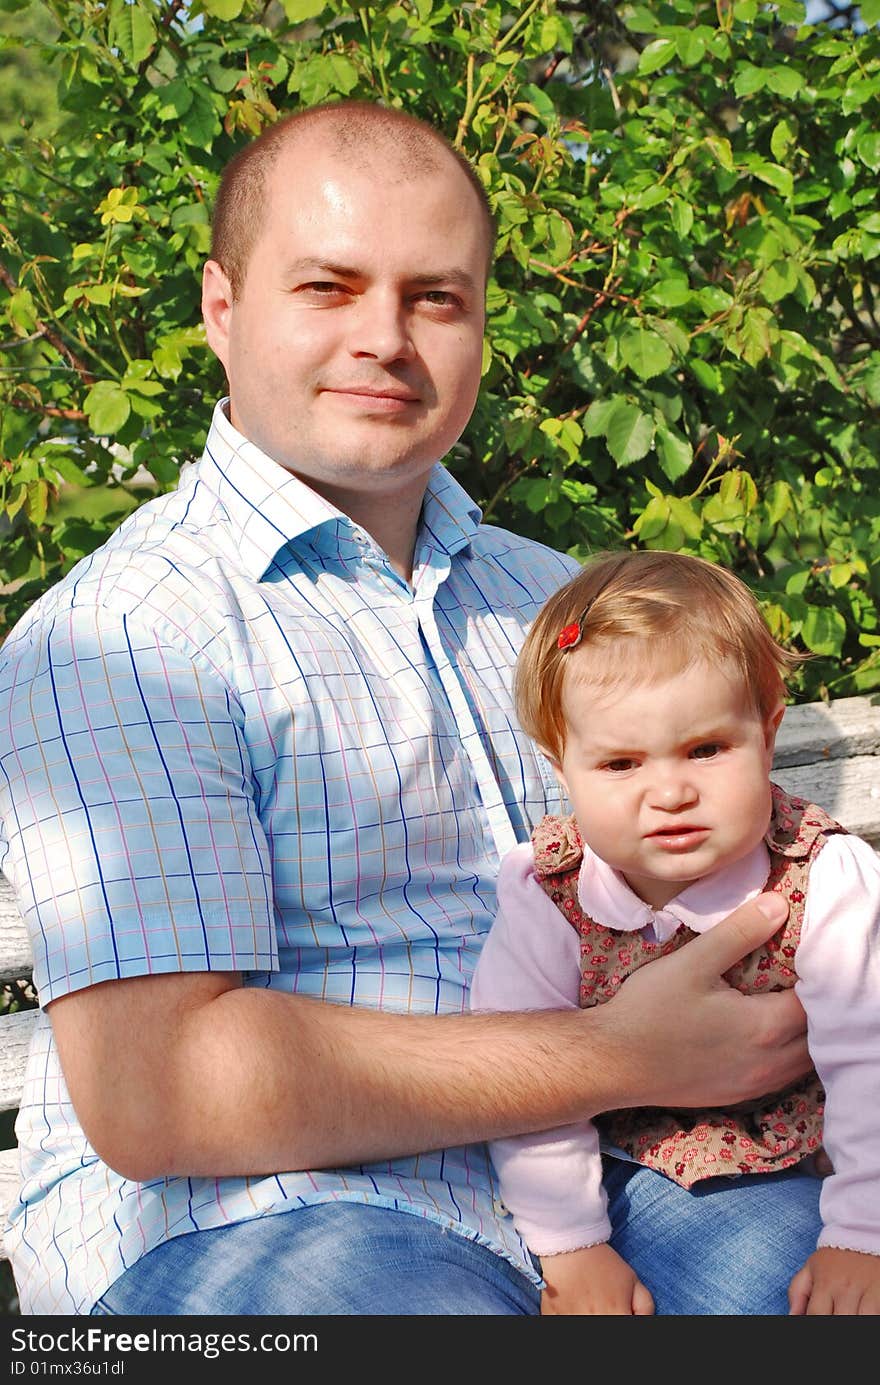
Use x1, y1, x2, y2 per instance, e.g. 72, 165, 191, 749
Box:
556, 605, 592, 651
557, 621, 583, 650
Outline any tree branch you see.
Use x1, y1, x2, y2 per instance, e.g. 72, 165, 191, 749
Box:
0, 262, 95, 387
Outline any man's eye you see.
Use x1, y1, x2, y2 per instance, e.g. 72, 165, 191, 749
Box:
691, 742, 723, 759
419, 291, 460, 307
301, 282, 347, 297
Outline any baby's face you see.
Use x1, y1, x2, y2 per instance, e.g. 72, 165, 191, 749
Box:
552, 659, 781, 910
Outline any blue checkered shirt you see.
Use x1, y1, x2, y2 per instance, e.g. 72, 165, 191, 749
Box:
0, 401, 577, 1314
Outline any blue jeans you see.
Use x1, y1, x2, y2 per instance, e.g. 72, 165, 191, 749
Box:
90, 1160, 822, 1316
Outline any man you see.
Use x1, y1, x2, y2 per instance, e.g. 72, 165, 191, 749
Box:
0, 102, 816, 1316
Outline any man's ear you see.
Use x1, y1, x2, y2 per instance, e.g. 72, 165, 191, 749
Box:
201, 260, 234, 375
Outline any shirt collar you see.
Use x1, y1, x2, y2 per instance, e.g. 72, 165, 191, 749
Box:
196, 399, 481, 580
576, 840, 771, 945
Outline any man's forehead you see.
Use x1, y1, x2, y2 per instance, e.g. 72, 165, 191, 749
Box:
262, 141, 489, 264
268, 130, 458, 205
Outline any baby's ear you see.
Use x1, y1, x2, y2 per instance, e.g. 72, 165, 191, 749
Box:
546, 755, 569, 794
764, 701, 785, 753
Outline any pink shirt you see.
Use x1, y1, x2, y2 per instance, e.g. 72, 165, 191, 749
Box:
470, 833, 880, 1258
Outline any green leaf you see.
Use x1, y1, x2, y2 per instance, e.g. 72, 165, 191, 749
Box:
761, 258, 798, 303
765, 67, 803, 98
605, 402, 655, 467
667, 495, 702, 539
327, 52, 359, 93
619, 326, 674, 381
656, 425, 693, 482
676, 31, 706, 67
279, 0, 328, 17
107, 0, 157, 68
670, 198, 693, 239
152, 78, 193, 121
765, 480, 793, 526
638, 39, 676, 74
633, 494, 670, 541
728, 308, 775, 365
842, 81, 876, 117
82, 284, 113, 306
84, 382, 131, 436
801, 605, 847, 657
770, 119, 795, 163
829, 563, 855, 589
690, 358, 721, 393
704, 135, 734, 171
583, 398, 618, 438
749, 161, 793, 199
861, 0, 880, 22
733, 65, 766, 98
856, 132, 880, 172
648, 275, 691, 308
720, 470, 758, 512
203, 0, 246, 15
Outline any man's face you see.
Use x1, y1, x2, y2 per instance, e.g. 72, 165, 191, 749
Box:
202, 133, 488, 504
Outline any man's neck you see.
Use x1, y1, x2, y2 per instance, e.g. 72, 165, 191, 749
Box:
339, 486, 424, 583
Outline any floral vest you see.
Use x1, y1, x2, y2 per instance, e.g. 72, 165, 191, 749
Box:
531, 784, 846, 1189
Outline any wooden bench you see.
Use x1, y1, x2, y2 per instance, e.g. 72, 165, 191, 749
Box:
0, 693, 878, 1283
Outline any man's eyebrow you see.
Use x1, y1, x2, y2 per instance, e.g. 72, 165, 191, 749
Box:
285, 258, 362, 279
407, 270, 480, 293
285, 259, 479, 293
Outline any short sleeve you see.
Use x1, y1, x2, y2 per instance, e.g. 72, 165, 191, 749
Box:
0, 603, 276, 1003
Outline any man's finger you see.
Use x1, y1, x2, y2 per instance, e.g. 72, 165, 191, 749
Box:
684, 892, 788, 978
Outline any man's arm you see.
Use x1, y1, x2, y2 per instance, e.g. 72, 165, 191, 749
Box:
49, 891, 809, 1182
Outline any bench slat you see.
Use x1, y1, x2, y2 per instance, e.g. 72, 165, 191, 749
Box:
0, 885, 32, 984
772, 754, 880, 847
0, 1009, 39, 1114
0, 1146, 19, 1262
775, 694, 880, 766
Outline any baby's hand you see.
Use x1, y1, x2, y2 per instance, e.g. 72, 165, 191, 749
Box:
540, 1242, 654, 1315
789, 1247, 880, 1315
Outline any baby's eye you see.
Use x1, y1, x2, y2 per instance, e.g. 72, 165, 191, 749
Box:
602, 758, 638, 773
690, 742, 724, 759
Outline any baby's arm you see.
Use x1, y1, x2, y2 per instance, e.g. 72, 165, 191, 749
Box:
791, 834, 880, 1315
471, 845, 651, 1314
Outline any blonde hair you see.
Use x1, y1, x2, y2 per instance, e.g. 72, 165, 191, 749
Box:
515, 550, 804, 764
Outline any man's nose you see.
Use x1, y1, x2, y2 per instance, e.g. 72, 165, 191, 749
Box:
348, 293, 416, 364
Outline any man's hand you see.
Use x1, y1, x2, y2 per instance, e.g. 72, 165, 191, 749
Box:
789, 1247, 880, 1315
540, 1243, 654, 1316
593, 891, 811, 1112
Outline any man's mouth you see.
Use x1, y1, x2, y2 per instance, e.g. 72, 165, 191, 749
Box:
324, 386, 420, 407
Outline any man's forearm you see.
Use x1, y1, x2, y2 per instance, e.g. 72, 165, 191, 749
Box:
122, 989, 626, 1179
52, 894, 811, 1183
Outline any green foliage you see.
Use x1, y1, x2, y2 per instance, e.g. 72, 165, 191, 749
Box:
2, 0, 879, 702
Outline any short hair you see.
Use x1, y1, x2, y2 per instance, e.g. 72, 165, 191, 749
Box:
515, 550, 805, 764
210, 100, 496, 298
